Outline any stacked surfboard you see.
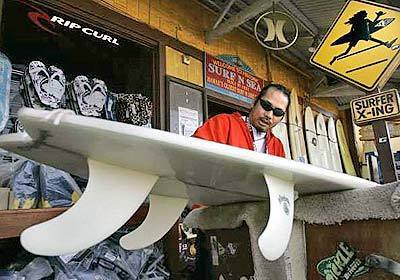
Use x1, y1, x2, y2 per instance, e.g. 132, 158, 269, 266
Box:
273, 88, 358, 176
303, 107, 344, 172
327, 117, 342, 172
287, 89, 308, 163
304, 107, 322, 167
336, 120, 357, 176
272, 114, 291, 160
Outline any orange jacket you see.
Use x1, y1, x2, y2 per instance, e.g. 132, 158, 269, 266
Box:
192, 112, 285, 158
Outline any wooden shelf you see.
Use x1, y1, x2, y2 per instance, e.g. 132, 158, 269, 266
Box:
0, 205, 148, 239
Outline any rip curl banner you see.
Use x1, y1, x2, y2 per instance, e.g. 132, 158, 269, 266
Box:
9, 0, 121, 47
310, 0, 400, 92
205, 54, 264, 104
0, 0, 133, 85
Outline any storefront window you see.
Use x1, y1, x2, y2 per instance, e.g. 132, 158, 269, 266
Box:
1, 0, 155, 128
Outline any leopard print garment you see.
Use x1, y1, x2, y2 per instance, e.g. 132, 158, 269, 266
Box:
116, 94, 152, 126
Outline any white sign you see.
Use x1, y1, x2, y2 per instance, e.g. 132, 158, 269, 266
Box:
50, 16, 120, 46
178, 107, 200, 137
350, 89, 400, 125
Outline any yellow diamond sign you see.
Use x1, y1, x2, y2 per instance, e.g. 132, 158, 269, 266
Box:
310, 0, 400, 92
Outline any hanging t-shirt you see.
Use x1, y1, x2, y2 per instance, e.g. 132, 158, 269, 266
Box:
252, 124, 267, 153
242, 116, 266, 153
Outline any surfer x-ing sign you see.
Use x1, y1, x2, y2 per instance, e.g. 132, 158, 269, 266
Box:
351, 89, 400, 125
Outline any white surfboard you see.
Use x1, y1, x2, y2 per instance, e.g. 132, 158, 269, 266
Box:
288, 89, 308, 163
0, 108, 376, 261
336, 119, 357, 176
316, 113, 332, 170
327, 117, 343, 172
304, 107, 323, 167
272, 115, 291, 160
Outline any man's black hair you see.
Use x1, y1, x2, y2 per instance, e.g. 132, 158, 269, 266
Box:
254, 83, 291, 108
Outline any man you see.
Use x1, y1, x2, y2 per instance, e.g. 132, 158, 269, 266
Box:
192, 83, 290, 158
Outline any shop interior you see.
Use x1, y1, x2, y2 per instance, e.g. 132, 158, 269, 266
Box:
207, 98, 249, 119
1, 0, 155, 119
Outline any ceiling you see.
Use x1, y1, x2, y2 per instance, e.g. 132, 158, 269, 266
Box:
198, 0, 400, 108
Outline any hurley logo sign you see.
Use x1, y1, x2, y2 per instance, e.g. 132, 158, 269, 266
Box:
17, 0, 120, 46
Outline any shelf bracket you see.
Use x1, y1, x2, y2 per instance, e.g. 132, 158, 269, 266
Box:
258, 174, 294, 261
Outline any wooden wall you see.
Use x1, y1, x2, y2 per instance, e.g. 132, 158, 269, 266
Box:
165, 46, 203, 86
94, 0, 351, 130
93, 0, 268, 80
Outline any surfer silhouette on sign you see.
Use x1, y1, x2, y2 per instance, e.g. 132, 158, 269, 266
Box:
329, 10, 397, 65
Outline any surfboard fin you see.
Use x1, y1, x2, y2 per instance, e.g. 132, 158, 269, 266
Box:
120, 193, 188, 250
20, 159, 158, 256
258, 174, 294, 261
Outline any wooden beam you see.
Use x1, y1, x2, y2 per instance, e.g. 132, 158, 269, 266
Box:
337, 104, 350, 110
205, 0, 279, 43
278, 0, 319, 36
313, 84, 366, 98
270, 53, 313, 79
310, 75, 327, 94
314, 80, 400, 98
283, 46, 310, 64
212, 0, 236, 30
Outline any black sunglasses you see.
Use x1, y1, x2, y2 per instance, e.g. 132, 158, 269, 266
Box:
259, 99, 285, 117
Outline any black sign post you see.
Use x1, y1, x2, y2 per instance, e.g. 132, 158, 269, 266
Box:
372, 120, 397, 183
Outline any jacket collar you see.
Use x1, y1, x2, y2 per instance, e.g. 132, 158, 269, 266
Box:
233, 112, 275, 142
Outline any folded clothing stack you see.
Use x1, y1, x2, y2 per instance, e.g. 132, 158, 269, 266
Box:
8, 160, 82, 209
